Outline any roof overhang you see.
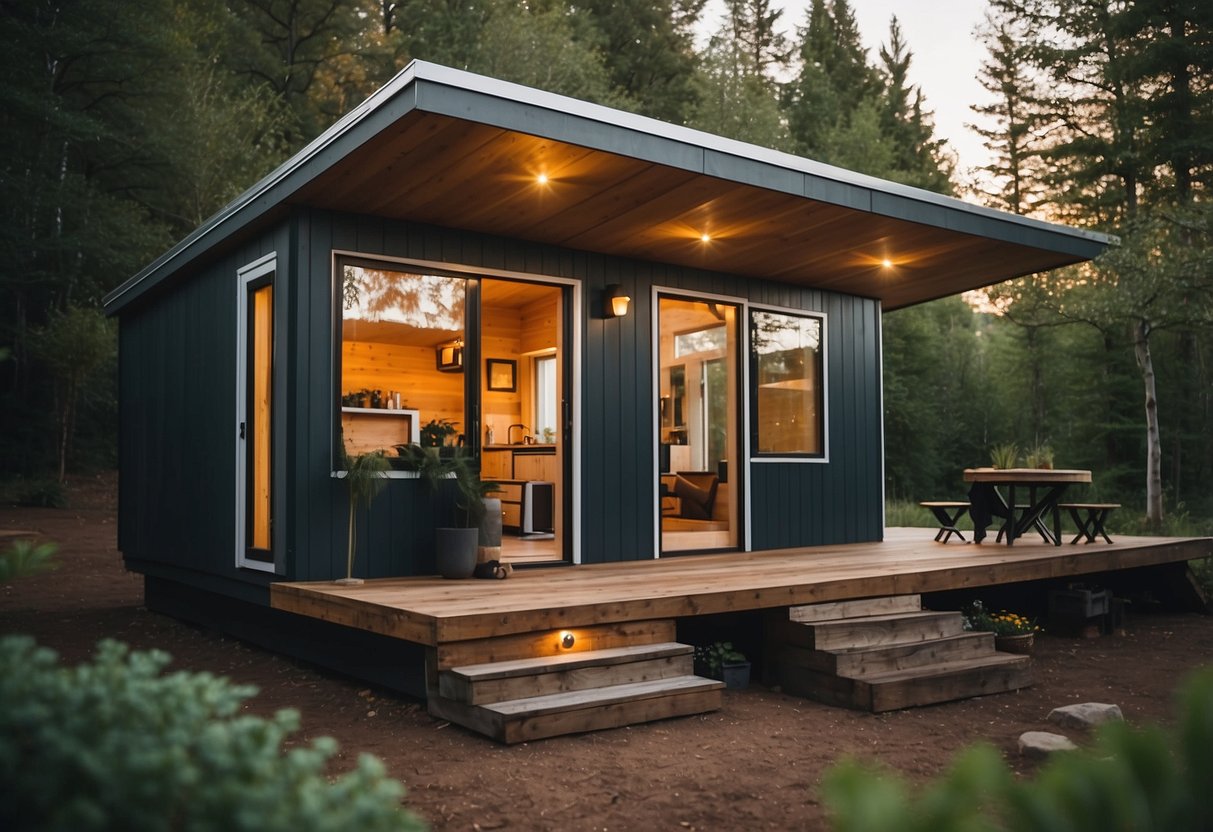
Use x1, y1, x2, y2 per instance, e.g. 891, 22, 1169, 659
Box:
104, 61, 1113, 315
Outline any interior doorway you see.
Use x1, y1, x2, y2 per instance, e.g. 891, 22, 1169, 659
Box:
656, 294, 741, 553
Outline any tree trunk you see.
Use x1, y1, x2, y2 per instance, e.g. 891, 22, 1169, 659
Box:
1132, 318, 1163, 526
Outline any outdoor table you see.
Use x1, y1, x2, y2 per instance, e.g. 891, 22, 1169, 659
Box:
963, 468, 1092, 546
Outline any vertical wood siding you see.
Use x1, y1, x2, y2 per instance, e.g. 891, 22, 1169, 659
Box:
117, 208, 883, 586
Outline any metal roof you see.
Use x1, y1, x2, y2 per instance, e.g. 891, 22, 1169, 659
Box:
104, 60, 1113, 314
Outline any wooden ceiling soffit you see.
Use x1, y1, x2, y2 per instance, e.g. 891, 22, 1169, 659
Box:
295, 112, 468, 210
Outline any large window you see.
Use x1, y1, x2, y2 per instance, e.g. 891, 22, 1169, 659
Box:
337, 260, 466, 464
750, 309, 824, 457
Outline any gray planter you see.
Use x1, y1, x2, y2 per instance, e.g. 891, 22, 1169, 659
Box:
435, 527, 478, 579
721, 661, 751, 690
478, 497, 503, 562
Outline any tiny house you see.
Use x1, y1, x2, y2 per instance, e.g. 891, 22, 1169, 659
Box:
103, 62, 1111, 691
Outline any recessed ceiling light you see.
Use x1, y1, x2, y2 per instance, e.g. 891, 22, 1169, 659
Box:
881, 258, 893, 268
700, 232, 712, 243
536, 173, 549, 185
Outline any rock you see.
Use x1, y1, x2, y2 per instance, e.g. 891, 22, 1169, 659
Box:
1048, 702, 1124, 730
1018, 731, 1077, 758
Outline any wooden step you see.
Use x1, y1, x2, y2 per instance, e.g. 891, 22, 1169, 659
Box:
439, 642, 693, 705
777, 653, 1032, 712
429, 675, 724, 744
789, 594, 922, 623
772, 631, 995, 677
776, 610, 965, 651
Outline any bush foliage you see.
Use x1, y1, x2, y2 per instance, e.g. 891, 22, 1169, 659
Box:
824, 667, 1213, 832
0, 637, 426, 832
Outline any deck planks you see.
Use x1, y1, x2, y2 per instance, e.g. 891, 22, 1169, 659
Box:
270, 529, 1213, 646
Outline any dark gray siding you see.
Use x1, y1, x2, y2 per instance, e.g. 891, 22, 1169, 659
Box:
117, 224, 290, 600
292, 209, 883, 578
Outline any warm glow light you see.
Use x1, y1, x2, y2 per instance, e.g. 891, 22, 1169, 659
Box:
881, 258, 894, 268
700, 232, 712, 243
560, 631, 575, 649
604, 284, 630, 318
536, 173, 549, 185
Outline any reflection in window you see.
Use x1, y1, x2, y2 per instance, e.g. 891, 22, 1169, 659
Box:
339, 262, 465, 460
751, 310, 823, 456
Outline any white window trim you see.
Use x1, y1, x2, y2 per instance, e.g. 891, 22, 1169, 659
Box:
235, 252, 278, 573
747, 302, 830, 465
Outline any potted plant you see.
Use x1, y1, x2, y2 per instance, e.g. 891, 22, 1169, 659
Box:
338, 449, 390, 585
964, 600, 1039, 654
419, 418, 459, 450
1025, 442, 1055, 470
398, 444, 498, 579
989, 442, 1020, 469
694, 641, 751, 689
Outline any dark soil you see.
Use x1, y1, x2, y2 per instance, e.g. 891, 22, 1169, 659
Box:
2, 472, 1211, 830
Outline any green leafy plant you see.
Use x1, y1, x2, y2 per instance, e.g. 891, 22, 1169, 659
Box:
694, 641, 747, 679
341, 450, 390, 583
419, 418, 458, 448
963, 600, 1037, 636
824, 667, 1213, 832
0, 636, 425, 832
0, 540, 58, 581
989, 442, 1020, 469
397, 444, 495, 527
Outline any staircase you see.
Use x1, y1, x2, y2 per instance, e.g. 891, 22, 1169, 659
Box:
767, 595, 1032, 712
428, 641, 723, 743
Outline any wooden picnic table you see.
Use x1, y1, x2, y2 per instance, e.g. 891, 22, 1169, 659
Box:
963, 468, 1092, 546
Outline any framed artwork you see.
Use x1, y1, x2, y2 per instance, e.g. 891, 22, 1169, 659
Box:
436, 342, 463, 372
486, 358, 517, 392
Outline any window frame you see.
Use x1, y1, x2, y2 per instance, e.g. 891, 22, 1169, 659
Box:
747, 305, 828, 463
331, 253, 477, 473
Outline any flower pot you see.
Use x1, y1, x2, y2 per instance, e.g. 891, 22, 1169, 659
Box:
435, 527, 478, 579
995, 633, 1035, 655
721, 661, 751, 690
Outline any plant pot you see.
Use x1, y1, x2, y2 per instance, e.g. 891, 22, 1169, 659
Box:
435, 527, 478, 579
995, 633, 1035, 655
721, 661, 751, 690
477, 497, 503, 564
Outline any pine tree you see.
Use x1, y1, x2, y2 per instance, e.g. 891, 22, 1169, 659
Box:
579, 0, 706, 124
970, 9, 1047, 214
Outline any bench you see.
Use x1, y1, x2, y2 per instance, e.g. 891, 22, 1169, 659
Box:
1058, 503, 1119, 544
920, 501, 969, 543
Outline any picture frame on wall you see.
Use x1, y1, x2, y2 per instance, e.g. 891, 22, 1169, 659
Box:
486, 358, 517, 392
436, 342, 463, 372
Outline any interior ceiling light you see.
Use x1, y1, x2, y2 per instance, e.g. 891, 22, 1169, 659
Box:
536, 172, 549, 185
700, 232, 712, 243
881, 258, 894, 268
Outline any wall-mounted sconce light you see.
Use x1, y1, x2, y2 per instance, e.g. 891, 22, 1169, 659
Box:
604, 284, 630, 318
560, 631, 576, 649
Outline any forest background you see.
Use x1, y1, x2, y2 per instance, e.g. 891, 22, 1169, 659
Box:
2, 0, 1211, 532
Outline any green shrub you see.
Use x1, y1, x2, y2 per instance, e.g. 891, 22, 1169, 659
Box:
0, 636, 426, 832
12, 477, 67, 508
0, 540, 58, 581
824, 667, 1213, 832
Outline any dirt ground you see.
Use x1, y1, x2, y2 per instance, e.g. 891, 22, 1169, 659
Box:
3, 473, 1212, 831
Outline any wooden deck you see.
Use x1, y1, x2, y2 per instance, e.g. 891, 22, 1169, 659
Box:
271, 528, 1212, 648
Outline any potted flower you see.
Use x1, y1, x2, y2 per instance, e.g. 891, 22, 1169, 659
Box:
1024, 442, 1055, 470
338, 449, 390, 585
419, 418, 459, 450
964, 600, 1039, 654
694, 641, 750, 689
398, 444, 498, 579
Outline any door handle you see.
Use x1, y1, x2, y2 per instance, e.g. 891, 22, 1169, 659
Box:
239, 422, 246, 439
